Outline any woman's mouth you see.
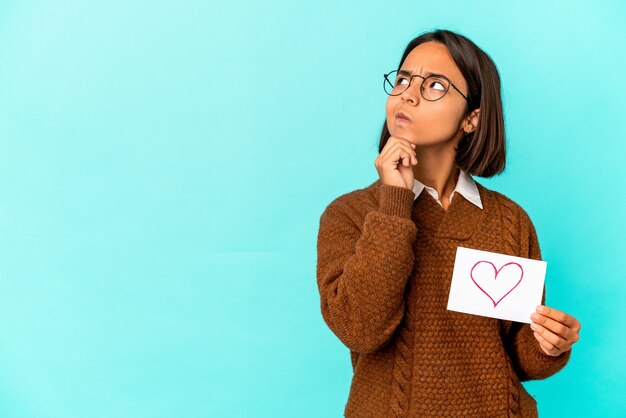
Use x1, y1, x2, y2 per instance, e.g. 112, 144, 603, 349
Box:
395, 115, 411, 125
395, 111, 412, 125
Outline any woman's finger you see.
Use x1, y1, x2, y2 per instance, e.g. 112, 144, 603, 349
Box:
530, 312, 577, 342
380, 137, 416, 160
533, 331, 563, 356
536, 305, 580, 331
378, 141, 417, 166
530, 322, 570, 352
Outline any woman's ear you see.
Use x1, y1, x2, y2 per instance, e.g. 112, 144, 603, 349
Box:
463, 109, 480, 133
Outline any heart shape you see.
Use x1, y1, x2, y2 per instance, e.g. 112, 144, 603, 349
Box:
470, 261, 524, 308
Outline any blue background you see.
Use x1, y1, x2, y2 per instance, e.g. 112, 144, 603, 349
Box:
0, 1, 624, 417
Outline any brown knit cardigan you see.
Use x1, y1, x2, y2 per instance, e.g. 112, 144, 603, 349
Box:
316, 179, 571, 417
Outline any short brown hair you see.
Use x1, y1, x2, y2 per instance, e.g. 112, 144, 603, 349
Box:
379, 29, 506, 178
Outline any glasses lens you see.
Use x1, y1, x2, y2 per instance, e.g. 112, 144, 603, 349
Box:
421, 75, 449, 101
383, 70, 407, 96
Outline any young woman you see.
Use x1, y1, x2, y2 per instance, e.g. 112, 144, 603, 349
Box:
316, 29, 581, 417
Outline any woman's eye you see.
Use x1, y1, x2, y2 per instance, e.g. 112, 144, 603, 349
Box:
396, 77, 408, 85
428, 81, 445, 91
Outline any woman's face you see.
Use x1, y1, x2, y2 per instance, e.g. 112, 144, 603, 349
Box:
385, 41, 470, 146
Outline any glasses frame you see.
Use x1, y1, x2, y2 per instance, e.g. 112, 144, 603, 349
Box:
383, 70, 468, 102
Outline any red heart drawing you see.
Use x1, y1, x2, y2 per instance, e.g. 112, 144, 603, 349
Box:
470, 261, 524, 308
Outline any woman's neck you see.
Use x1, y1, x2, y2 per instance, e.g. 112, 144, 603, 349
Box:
411, 145, 460, 203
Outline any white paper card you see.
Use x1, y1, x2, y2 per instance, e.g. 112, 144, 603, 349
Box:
446, 246, 547, 323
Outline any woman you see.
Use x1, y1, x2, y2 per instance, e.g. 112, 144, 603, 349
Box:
316, 29, 581, 417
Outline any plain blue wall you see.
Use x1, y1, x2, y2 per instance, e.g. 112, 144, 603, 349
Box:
0, 1, 624, 417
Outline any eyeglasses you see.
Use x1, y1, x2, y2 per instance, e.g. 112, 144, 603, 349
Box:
383, 69, 468, 102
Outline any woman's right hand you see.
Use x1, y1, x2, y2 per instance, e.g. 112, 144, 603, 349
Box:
375, 136, 418, 190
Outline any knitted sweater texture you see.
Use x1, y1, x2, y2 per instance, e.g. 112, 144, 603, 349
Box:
316, 179, 571, 417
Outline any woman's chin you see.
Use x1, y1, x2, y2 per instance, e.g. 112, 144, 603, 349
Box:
391, 131, 418, 143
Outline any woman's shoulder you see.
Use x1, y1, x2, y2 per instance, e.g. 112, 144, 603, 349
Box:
319, 179, 382, 221
475, 181, 535, 226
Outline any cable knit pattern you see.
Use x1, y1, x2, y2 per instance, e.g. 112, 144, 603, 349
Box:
388, 289, 415, 417
316, 179, 571, 417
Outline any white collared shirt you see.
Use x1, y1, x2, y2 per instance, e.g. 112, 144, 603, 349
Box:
412, 169, 483, 210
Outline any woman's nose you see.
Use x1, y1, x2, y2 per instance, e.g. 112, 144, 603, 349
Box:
401, 81, 420, 104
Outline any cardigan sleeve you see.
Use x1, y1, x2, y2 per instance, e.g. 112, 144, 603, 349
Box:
316, 185, 417, 354
501, 207, 571, 381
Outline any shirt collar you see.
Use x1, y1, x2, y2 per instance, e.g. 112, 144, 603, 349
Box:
412, 169, 483, 210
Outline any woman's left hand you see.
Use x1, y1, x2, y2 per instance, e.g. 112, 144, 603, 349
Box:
530, 305, 581, 357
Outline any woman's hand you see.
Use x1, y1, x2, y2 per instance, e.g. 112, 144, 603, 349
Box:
530, 305, 581, 356
375, 136, 418, 190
